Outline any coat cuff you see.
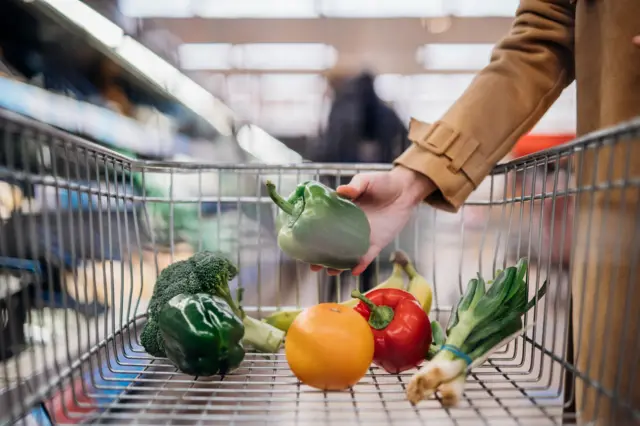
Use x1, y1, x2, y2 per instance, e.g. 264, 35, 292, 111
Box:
393, 118, 493, 213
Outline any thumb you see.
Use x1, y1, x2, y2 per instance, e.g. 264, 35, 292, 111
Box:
351, 245, 380, 276
336, 174, 370, 200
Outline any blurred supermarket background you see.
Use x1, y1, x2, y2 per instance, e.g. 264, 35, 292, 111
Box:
0, 1, 581, 423
0, 0, 576, 163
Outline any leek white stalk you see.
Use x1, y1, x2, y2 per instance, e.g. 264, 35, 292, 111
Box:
438, 374, 466, 407
407, 358, 466, 402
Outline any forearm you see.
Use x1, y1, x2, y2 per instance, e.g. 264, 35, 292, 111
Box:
395, 0, 576, 212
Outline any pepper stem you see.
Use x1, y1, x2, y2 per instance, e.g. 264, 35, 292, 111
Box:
351, 290, 394, 330
265, 181, 295, 215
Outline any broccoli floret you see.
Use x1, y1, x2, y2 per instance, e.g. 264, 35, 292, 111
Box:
146, 261, 201, 321
140, 319, 164, 357
140, 251, 284, 356
190, 251, 239, 300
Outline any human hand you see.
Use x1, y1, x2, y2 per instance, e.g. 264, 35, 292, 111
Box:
311, 166, 436, 276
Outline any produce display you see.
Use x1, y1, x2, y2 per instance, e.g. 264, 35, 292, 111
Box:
406, 258, 548, 406
265, 180, 371, 270
140, 246, 547, 411
284, 303, 374, 390
352, 288, 432, 374
140, 251, 285, 375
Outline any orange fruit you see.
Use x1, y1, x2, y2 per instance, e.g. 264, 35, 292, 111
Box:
285, 303, 374, 391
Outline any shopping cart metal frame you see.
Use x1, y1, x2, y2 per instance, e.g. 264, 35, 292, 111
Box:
0, 108, 639, 425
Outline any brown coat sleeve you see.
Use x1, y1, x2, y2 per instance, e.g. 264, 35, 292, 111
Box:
394, 0, 576, 212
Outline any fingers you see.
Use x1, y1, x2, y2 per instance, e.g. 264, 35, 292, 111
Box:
310, 264, 342, 275
633, 35, 640, 47
310, 245, 380, 276
336, 174, 369, 201
351, 245, 380, 276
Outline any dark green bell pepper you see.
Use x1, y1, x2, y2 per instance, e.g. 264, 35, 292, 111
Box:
158, 293, 245, 376
265, 180, 371, 270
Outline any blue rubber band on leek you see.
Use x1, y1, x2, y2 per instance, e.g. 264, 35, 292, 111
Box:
440, 344, 472, 366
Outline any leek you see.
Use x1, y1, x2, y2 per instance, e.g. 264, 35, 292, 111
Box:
426, 320, 446, 360
407, 258, 548, 405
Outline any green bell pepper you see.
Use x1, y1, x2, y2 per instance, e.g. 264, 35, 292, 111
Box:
158, 293, 245, 376
265, 180, 371, 270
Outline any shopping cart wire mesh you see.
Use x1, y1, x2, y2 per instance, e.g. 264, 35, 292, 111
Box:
0, 108, 639, 425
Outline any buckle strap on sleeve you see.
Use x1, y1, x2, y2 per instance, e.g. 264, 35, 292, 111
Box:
407, 118, 489, 188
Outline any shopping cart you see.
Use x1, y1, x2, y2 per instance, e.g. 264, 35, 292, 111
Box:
0, 107, 638, 426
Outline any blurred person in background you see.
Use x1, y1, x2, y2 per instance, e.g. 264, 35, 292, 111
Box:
317, 69, 408, 294
314, 1, 640, 424
320, 70, 408, 165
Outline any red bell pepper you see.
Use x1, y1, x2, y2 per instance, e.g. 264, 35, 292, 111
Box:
352, 288, 432, 374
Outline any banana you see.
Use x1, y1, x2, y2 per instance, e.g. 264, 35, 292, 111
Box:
263, 309, 302, 332
340, 259, 406, 308
263, 255, 407, 332
394, 250, 433, 316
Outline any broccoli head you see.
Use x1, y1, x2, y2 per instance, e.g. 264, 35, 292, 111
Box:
190, 251, 239, 295
141, 251, 283, 356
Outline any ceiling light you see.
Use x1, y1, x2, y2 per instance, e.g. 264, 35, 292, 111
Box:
417, 43, 495, 71
450, 0, 519, 17
259, 74, 327, 102
116, 36, 183, 90
260, 101, 324, 122
408, 74, 475, 100
230, 43, 338, 71
236, 124, 304, 163
374, 74, 404, 102
179, 43, 233, 70
41, 0, 124, 47
375, 73, 476, 102
178, 43, 338, 71
193, 73, 228, 95
226, 75, 261, 97
117, 0, 191, 18
194, 0, 318, 18
172, 76, 236, 133
260, 118, 321, 137
117, 0, 519, 18
321, 0, 445, 18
